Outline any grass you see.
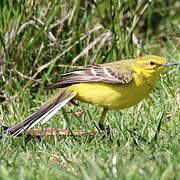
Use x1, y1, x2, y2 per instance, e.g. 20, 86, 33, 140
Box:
0, 0, 180, 179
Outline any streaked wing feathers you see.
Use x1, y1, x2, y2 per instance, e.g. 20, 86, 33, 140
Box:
44, 65, 133, 90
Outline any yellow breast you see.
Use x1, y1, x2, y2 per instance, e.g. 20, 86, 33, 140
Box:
70, 73, 156, 110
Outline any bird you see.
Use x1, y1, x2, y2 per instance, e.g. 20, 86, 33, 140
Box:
2, 55, 178, 137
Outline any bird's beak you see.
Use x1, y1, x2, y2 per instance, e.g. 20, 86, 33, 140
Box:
163, 62, 179, 67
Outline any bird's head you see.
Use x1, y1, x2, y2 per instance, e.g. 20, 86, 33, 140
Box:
133, 55, 178, 76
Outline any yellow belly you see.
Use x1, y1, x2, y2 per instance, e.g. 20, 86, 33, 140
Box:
69, 80, 153, 110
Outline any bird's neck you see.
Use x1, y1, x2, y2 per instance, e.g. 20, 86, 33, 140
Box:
135, 70, 160, 90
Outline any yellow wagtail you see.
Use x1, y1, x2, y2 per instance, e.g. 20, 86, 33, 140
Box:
4, 55, 178, 136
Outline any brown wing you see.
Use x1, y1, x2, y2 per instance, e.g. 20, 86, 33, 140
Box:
44, 65, 133, 90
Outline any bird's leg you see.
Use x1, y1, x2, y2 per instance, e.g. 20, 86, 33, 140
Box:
98, 108, 108, 130
69, 100, 86, 129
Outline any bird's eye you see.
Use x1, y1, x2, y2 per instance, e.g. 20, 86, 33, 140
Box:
150, 61, 155, 65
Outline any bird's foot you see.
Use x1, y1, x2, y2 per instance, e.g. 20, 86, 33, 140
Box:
69, 100, 86, 129
97, 123, 111, 137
